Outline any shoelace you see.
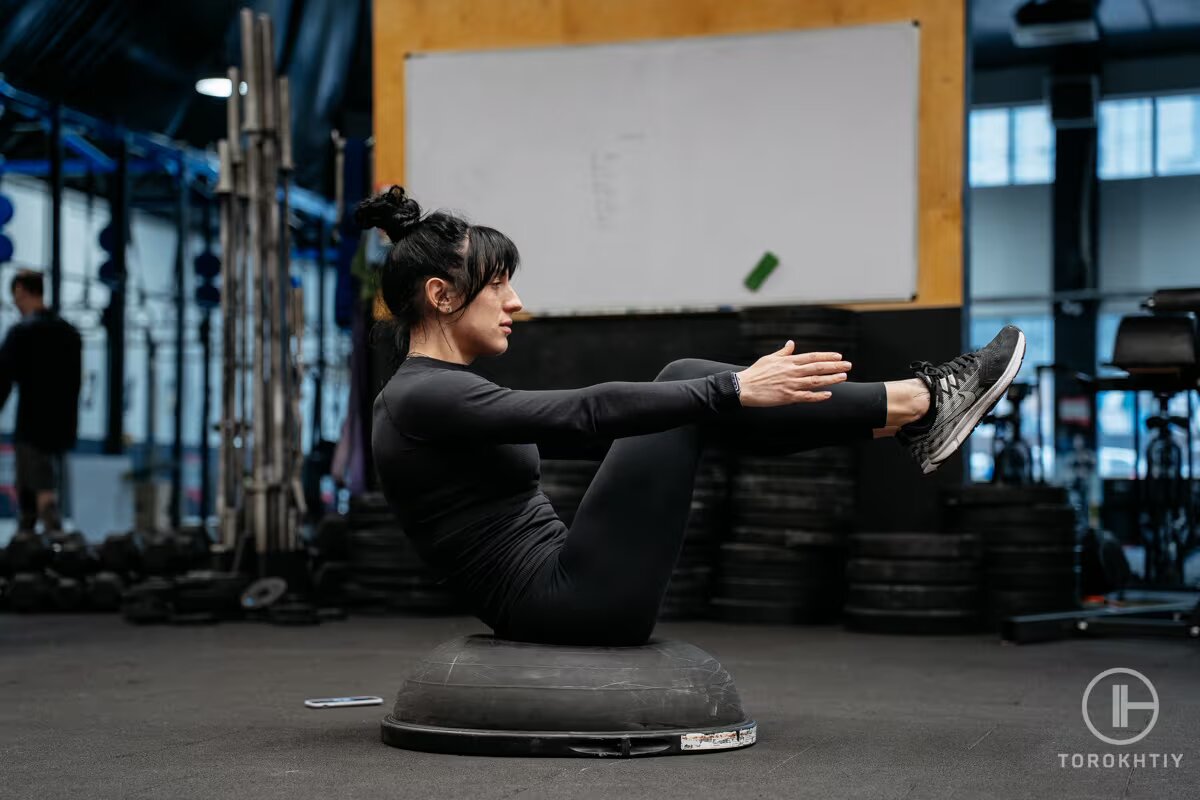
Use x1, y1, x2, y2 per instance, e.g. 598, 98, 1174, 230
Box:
908, 351, 980, 383
900, 354, 979, 466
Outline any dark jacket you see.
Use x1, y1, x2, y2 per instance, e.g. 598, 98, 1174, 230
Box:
0, 309, 83, 452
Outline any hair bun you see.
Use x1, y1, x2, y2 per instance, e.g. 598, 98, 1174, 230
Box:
354, 185, 422, 241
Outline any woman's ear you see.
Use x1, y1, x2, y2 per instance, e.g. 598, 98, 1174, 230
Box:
424, 277, 450, 312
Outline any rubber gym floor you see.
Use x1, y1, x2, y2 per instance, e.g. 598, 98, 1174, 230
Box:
1, 614, 1195, 800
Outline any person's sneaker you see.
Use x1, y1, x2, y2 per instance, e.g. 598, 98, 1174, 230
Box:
897, 325, 1027, 474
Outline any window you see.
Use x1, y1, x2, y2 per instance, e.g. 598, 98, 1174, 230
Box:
969, 108, 1010, 187
1012, 105, 1054, 184
970, 93, 1200, 187
1156, 94, 1200, 176
1098, 98, 1153, 179
968, 105, 1054, 188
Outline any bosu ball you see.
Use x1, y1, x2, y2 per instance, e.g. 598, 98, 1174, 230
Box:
381, 634, 757, 758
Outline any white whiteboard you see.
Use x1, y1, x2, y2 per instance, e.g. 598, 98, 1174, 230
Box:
405, 23, 920, 315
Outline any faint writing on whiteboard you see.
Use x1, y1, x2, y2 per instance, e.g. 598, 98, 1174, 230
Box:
590, 133, 647, 228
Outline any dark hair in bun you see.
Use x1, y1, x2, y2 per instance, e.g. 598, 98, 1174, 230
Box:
354, 185, 520, 359
352, 185, 421, 242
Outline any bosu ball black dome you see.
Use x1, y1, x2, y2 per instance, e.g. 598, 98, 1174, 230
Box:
381, 634, 757, 757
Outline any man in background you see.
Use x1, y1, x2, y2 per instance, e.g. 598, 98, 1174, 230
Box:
0, 270, 82, 531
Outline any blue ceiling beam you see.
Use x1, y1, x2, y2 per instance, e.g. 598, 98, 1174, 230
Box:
0, 76, 336, 223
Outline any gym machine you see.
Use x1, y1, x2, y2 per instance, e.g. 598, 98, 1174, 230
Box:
1005, 288, 1200, 643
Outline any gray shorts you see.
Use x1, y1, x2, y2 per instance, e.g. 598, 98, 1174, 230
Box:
15, 443, 60, 494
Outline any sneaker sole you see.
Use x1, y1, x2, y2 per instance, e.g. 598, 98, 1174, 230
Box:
922, 330, 1027, 474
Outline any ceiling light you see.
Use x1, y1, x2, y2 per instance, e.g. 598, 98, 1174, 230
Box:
195, 78, 249, 98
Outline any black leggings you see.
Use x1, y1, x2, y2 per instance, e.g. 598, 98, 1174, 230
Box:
495, 358, 888, 646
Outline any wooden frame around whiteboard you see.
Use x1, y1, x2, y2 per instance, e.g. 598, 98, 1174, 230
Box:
372, 0, 964, 310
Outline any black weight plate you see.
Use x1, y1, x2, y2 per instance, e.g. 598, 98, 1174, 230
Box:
98, 532, 142, 575
721, 543, 844, 568
847, 583, 981, 612
674, 564, 716, 581
986, 546, 1080, 571
313, 561, 350, 605
733, 508, 850, 530
9, 572, 51, 613
665, 576, 713, 594
349, 524, 409, 543
732, 496, 852, 519
950, 499, 1076, 518
348, 492, 391, 513
317, 606, 348, 622
985, 567, 1080, 591
728, 526, 844, 548
173, 572, 247, 618
733, 474, 855, 493
846, 558, 981, 585
986, 589, 1078, 618
739, 320, 856, 338
944, 485, 1069, 506
736, 449, 854, 472
87, 572, 125, 612
121, 578, 175, 624
270, 598, 321, 626
850, 533, 983, 561
352, 573, 447, 591
712, 596, 842, 624
312, 515, 350, 561
52, 577, 87, 611
976, 528, 1078, 549
720, 560, 843, 583
718, 577, 843, 603
737, 303, 856, 319
241, 577, 289, 611
49, 532, 93, 580
169, 611, 219, 625
945, 510, 1073, 535
6, 531, 50, 572
844, 605, 981, 635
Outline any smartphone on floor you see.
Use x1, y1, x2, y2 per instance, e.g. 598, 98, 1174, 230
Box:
304, 696, 384, 709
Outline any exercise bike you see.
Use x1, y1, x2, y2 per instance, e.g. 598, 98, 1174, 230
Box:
985, 382, 1036, 486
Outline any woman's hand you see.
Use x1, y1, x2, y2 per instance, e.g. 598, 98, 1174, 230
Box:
734, 341, 851, 407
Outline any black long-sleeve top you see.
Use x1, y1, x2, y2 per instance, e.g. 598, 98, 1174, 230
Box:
371, 355, 741, 627
0, 309, 83, 452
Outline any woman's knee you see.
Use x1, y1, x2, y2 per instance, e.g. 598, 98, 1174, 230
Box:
655, 358, 724, 382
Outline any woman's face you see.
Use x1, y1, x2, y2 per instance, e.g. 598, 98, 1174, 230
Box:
449, 272, 523, 360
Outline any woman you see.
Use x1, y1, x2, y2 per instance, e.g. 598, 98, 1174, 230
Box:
359, 185, 1025, 646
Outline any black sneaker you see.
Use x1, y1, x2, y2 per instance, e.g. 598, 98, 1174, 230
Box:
897, 325, 1027, 474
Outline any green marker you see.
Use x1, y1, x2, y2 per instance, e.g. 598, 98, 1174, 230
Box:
744, 251, 779, 292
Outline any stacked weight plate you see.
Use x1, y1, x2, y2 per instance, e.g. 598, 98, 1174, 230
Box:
6, 530, 52, 613
737, 305, 859, 365
844, 532, 984, 634
659, 451, 730, 621
345, 493, 463, 614
91, 532, 145, 611
537, 459, 600, 526
715, 447, 855, 623
943, 484, 1080, 628
310, 514, 350, 608
714, 306, 860, 624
